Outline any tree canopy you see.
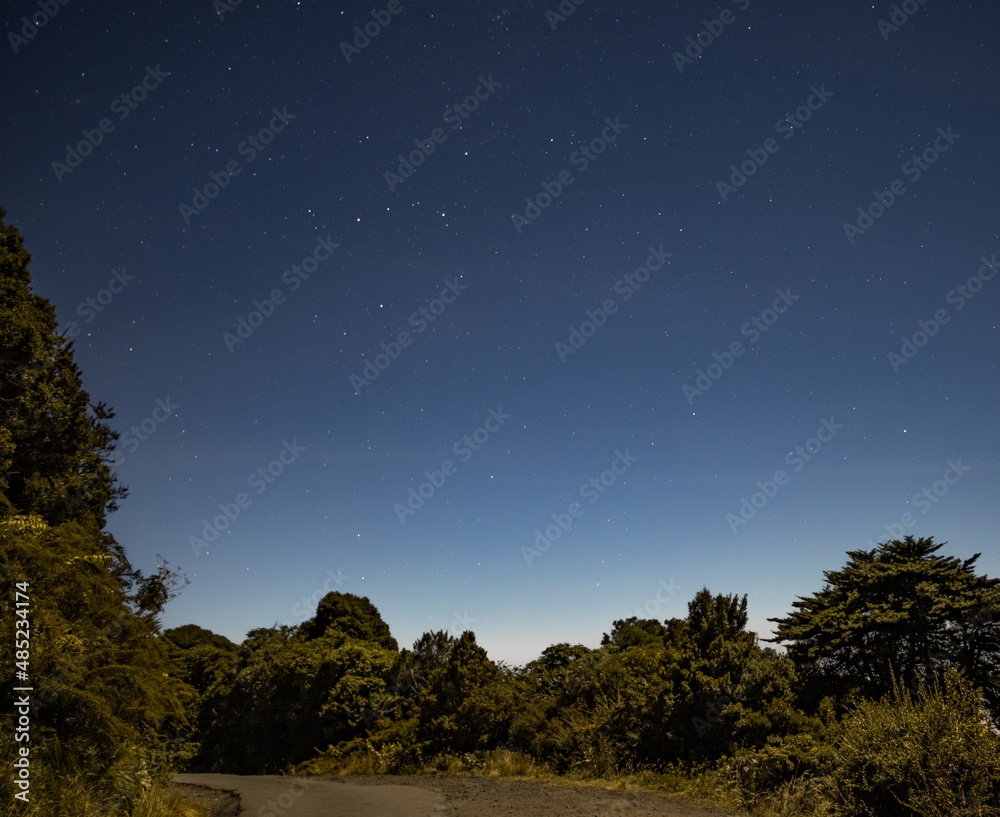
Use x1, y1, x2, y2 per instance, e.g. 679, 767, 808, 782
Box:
164, 623, 238, 653
769, 536, 1000, 706
0, 210, 186, 813
301, 590, 398, 650
0, 207, 125, 528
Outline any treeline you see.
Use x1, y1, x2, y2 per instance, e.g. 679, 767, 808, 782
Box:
167, 536, 1000, 815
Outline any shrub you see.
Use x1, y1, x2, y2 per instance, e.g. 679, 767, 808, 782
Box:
731, 732, 836, 797
296, 738, 422, 775
827, 668, 1000, 816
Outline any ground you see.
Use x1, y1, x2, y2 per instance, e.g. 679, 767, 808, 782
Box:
173, 773, 743, 817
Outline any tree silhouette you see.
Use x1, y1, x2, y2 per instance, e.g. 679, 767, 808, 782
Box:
0, 207, 125, 527
769, 536, 1000, 707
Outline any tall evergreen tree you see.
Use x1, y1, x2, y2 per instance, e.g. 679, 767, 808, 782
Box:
769, 536, 1000, 708
0, 206, 125, 527
0, 209, 186, 813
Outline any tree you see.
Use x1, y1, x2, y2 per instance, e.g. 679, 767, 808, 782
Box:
601, 617, 669, 651
656, 589, 802, 763
197, 620, 400, 773
0, 211, 187, 813
162, 625, 240, 767
301, 590, 398, 650
164, 623, 238, 653
687, 587, 749, 655
384, 630, 504, 755
520, 642, 597, 698
0, 516, 189, 811
769, 537, 1000, 708
0, 207, 125, 527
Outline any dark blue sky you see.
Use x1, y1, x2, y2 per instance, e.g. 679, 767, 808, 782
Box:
4, 0, 998, 665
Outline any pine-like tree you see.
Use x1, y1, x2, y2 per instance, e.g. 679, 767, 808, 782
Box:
0, 206, 126, 527
769, 536, 1000, 708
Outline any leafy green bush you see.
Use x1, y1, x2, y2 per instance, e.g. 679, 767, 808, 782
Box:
0, 518, 188, 816
297, 738, 422, 775
827, 668, 1000, 816
730, 732, 835, 797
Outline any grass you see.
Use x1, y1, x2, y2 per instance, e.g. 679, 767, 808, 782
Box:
294, 743, 851, 816
132, 783, 213, 817
297, 745, 758, 814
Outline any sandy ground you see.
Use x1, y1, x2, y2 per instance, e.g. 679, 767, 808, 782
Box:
173, 773, 743, 817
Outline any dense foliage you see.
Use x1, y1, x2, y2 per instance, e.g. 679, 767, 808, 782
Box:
176, 571, 999, 815
827, 668, 1000, 816
0, 208, 125, 527
770, 536, 1000, 711
1, 209, 188, 815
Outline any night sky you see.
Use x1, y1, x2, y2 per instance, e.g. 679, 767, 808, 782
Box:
4, 0, 998, 666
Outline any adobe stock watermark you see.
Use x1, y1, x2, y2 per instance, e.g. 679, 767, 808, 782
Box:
878, 0, 931, 40
188, 439, 306, 555
864, 458, 971, 547
522, 448, 639, 565
112, 397, 179, 466
60, 267, 135, 340
726, 417, 843, 533
213, 0, 246, 21
340, 0, 403, 62
682, 287, 798, 405
7, 0, 71, 54
544, 0, 587, 31
385, 74, 501, 192
842, 126, 960, 244
285, 568, 350, 624
887, 253, 996, 373
51, 65, 169, 182
253, 777, 311, 817
350, 277, 467, 393
510, 116, 628, 234
672, 0, 751, 73
556, 244, 672, 363
632, 577, 681, 619
693, 684, 745, 737
443, 74, 503, 131
715, 84, 833, 202
178, 106, 296, 224
224, 235, 339, 352
393, 407, 511, 523
447, 609, 477, 634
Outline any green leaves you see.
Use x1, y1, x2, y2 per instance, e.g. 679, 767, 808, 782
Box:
828, 668, 1000, 816
0, 212, 191, 813
0, 517, 188, 812
301, 590, 398, 650
1, 210, 126, 529
769, 537, 1000, 707
193, 625, 399, 773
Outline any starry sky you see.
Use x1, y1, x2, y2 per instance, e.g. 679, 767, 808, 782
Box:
3, 1, 998, 666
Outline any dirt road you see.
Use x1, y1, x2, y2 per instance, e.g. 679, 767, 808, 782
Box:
173, 773, 742, 817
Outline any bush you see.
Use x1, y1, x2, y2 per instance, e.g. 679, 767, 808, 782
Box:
827, 668, 1000, 816
297, 738, 422, 775
731, 732, 835, 797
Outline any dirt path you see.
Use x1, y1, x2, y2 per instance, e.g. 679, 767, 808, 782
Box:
173, 773, 744, 817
